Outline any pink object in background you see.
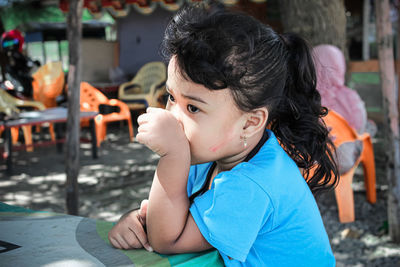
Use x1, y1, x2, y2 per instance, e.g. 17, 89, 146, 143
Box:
313, 44, 367, 134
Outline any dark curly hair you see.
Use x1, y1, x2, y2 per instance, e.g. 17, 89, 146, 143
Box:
160, 3, 338, 194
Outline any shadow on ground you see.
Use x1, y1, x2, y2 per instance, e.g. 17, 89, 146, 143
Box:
0, 126, 158, 221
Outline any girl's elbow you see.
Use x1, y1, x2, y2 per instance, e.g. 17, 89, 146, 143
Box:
149, 240, 178, 254
148, 232, 179, 254
151, 244, 174, 254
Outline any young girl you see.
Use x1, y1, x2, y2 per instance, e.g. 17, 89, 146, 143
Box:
109, 3, 338, 266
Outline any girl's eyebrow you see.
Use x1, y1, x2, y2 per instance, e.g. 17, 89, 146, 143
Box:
182, 93, 208, 105
166, 84, 208, 105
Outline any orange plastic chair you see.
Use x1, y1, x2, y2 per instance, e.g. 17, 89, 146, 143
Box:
323, 109, 376, 223
32, 61, 65, 108
79, 82, 134, 147
31, 61, 65, 141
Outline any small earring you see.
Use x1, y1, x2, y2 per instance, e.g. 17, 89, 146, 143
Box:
243, 135, 247, 148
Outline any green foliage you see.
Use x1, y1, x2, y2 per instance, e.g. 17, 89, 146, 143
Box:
0, 5, 66, 31
0, 3, 114, 31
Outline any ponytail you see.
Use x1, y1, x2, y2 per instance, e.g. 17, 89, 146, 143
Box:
269, 32, 339, 194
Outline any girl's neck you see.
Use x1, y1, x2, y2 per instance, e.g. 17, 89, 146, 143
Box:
214, 130, 265, 173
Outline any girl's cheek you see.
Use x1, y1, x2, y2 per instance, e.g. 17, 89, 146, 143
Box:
208, 130, 235, 153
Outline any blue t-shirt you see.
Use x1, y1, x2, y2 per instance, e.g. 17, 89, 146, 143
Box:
188, 130, 335, 266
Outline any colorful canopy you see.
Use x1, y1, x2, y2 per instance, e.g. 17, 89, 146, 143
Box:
59, 0, 267, 17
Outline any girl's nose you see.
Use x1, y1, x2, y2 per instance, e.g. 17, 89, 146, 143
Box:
169, 107, 186, 132
169, 105, 182, 123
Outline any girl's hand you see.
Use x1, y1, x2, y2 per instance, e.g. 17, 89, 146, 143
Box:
108, 200, 153, 252
136, 107, 189, 157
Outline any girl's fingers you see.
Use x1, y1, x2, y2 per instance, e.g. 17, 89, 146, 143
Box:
129, 226, 153, 252
122, 231, 142, 249
109, 237, 122, 249
136, 132, 150, 145
137, 113, 150, 125
139, 199, 148, 219
146, 107, 159, 113
137, 124, 149, 134
138, 200, 148, 232
116, 235, 131, 250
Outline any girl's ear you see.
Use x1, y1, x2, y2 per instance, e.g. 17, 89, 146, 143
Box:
243, 107, 269, 137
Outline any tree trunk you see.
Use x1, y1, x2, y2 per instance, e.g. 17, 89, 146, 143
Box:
279, 0, 347, 54
66, 0, 83, 215
375, 0, 400, 242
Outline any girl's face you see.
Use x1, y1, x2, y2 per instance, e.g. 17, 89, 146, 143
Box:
166, 57, 247, 165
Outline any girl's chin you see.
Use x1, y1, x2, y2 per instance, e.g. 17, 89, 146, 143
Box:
190, 155, 218, 166
190, 158, 202, 165
190, 156, 210, 166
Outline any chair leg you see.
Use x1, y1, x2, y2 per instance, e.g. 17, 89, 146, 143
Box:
101, 122, 107, 143
127, 117, 134, 142
334, 168, 356, 223
49, 123, 56, 141
361, 136, 377, 204
94, 115, 104, 147
21, 126, 33, 152
11, 127, 19, 144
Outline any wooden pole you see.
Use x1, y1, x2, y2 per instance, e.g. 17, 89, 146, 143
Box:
66, 0, 83, 215
375, 0, 400, 242
397, 4, 400, 113
362, 0, 370, 61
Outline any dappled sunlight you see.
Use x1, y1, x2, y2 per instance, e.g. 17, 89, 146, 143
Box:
96, 211, 121, 221
78, 176, 99, 185
3, 191, 29, 201
80, 143, 92, 149
0, 127, 157, 221
150, 153, 160, 160
124, 159, 137, 164
87, 164, 105, 170
0, 180, 17, 187
27, 174, 66, 185
43, 259, 98, 267
82, 150, 93, 157
132, 165, 156, 172
127, 142, 145, 149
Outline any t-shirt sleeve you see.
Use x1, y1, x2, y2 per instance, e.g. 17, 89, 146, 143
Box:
189, 171, 273, 262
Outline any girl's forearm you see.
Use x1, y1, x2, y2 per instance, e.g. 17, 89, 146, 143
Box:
146, 149, 191, 251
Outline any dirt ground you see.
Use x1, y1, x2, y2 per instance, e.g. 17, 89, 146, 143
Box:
1, 122, 400, 266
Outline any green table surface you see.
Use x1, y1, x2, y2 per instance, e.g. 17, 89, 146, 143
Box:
0, 202, 223, 267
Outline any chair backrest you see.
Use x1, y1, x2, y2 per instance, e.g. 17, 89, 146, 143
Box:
131, 62, 166, 94
32, 61, 65, 108
0, 89, 45, 117
323, 109, 359, 147
80, 82, 109, 112
0, 90, 20, 116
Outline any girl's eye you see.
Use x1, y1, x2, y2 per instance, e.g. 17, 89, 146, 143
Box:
168, 93, 175, 102
187, 104, 200, 113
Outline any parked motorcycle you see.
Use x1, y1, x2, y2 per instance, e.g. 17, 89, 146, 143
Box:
1, 29, 40, 99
